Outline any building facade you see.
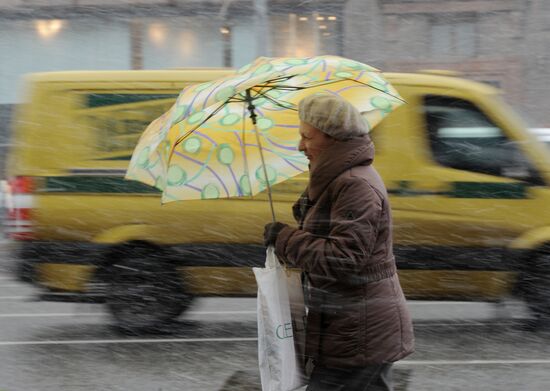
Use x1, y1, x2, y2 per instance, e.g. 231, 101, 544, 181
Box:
0, 0, 548, 126
344, 0, 550, 126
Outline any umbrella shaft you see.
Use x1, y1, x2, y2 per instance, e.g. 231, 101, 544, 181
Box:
245, 88, 275, 221
252, 123, 276, 223
246, 89, 258, 125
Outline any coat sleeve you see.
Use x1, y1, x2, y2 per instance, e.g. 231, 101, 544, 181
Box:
274, 176, 383, 280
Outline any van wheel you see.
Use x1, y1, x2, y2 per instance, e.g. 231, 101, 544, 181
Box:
518, 249, 550, 330
106, 252, 192, 333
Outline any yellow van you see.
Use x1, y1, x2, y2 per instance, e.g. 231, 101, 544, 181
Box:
4, 69, 550, 331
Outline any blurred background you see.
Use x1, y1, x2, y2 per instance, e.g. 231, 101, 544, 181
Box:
1, 2, 550, 390
1, 0, 550, 175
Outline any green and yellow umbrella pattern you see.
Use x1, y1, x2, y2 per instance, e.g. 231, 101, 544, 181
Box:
125, 55, 404, 203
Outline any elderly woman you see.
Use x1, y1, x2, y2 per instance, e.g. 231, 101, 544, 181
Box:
264, 93, 415, 391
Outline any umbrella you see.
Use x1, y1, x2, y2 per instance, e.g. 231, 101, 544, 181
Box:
125, 55, 404, 220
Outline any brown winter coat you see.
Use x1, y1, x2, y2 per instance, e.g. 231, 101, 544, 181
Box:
274, 135, 415, 368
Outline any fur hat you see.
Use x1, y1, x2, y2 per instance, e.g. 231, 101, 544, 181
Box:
298, 93, 369, 140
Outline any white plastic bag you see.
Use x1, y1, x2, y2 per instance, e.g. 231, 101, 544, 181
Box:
253, 246, 307, 391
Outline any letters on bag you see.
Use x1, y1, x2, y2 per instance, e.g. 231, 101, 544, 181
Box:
253, 247, 307, 391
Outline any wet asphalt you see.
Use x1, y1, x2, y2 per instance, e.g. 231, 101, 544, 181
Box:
0, 254, 549, 390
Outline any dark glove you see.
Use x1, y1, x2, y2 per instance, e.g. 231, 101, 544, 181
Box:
263, 222, 287, 247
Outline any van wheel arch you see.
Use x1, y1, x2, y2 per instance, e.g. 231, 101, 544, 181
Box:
101, 241, 193, 333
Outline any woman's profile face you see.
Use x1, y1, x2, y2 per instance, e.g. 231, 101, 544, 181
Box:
298, 121, 335, 167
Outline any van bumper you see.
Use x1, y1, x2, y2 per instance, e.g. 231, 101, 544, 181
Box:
8, 240, 265, 299
38, 290, 107, 303
9, 241, 527, 301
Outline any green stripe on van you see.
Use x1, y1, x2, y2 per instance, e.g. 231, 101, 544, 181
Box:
86, 94, 178, 108
94, 155, 133, 161
450, 182, 527, 199
44, 176, 160, 194
42, 177, 528, 198
389, 181, 528, 199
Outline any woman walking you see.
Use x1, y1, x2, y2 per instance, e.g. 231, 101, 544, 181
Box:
264, 93, 415, 391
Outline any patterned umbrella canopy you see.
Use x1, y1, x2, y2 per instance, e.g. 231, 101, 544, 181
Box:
125, 55, 404, 208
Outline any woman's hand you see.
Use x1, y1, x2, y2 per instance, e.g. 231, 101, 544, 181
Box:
263, 222, 287, 246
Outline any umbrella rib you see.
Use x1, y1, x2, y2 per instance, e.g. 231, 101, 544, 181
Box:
255, 79, 401, 109
254, 84, 303, 90
349, 79, 406, 102
257, 92, 298, 111
260, 75, 296, 86
249, 75, 298, 99
256, 77, 339, 91
174, 102, 228, 147
228, 88, 295, 112
227, 95, 247, 103
249, 79, 361, 111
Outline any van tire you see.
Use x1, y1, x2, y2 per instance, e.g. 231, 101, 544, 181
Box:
105, 248, 192, 333
518, 249, 550, 330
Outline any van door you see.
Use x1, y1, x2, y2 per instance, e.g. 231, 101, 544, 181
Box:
378, 88, 545, 299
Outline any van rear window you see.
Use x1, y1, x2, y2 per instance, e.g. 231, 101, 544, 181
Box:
77, 93, 178, 157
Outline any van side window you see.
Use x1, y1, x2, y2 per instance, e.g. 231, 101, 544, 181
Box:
424, 95, 541, 183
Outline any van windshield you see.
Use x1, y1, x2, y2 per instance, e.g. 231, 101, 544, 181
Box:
424, 95, 545, 185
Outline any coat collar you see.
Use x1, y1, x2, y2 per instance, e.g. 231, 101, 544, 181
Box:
307, 135, 374, 201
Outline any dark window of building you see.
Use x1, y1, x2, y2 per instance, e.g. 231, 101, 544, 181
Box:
430, 17, 477, 57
